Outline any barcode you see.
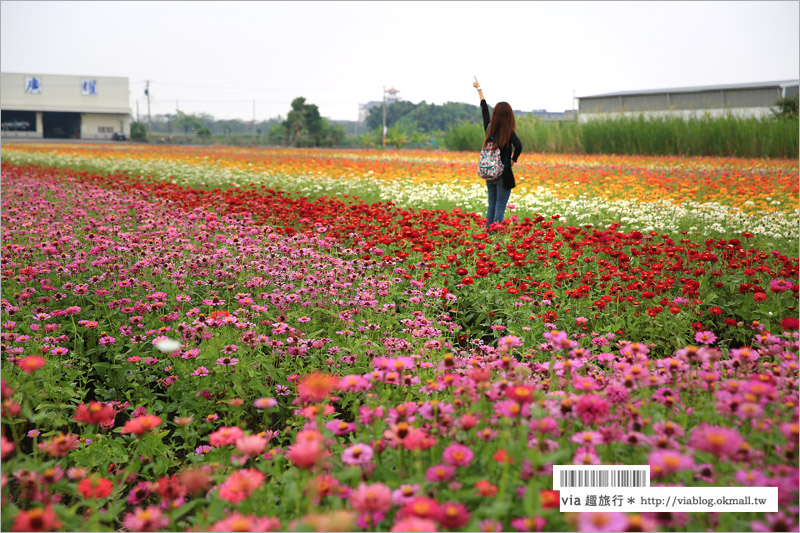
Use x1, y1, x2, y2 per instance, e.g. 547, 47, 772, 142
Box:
554, 466, 650, 489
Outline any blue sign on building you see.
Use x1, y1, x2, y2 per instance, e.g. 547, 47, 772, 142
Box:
82, 79, 97, 95
24, 76, 41, 94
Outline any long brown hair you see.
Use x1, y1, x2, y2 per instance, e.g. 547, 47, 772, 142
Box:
483, 102, 516, 148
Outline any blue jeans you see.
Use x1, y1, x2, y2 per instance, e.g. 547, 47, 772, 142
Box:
486, 179, 511, 229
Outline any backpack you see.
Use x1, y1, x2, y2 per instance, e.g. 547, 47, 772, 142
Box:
478, 137, 504, 181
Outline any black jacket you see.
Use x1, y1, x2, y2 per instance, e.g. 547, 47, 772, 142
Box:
481, 99, 522, 190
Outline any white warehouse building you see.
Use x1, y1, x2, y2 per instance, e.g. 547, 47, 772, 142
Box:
577, 80, 799, 122
1, 72, 131, 139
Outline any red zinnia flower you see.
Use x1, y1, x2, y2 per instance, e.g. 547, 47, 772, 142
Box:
539, 489, 560, 509
493, 449, 514, 464
74, 402, 116, 426
12, 505, 62, 532
474, 480, 497, 497
78, 476, 113, 499
780, 317, 799, 331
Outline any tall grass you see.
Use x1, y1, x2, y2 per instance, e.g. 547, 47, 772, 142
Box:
443, 114, 799, 158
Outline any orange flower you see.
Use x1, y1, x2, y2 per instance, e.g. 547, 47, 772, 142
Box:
297, 371, 339, 403
474, 480, 497, 497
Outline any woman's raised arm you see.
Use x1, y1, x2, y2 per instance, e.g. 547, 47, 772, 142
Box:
473, 76, 484, 101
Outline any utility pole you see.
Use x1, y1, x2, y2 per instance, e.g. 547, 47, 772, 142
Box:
145, 81, 151, 143
382, 85, 386, 149
136, 100, 139, 122
253, 99, 256, 136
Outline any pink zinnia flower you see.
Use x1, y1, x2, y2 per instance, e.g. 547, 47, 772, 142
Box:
769, 279, 792, 292
349, 482, 392, 513
694, 330, 717, 345
426, 464, 456, 483
573, 446, 601, 465
688, 423, 744, 459
209, 512, 281, 532
120, 415, 162, 436
400, 497, 442, 522
442, 443, 474, 467
121, 505, 170, 532
648, 449, 694, 478
574, 394, 610, 426
571, 431, 603, 445
341, 443, 374, 466
390, 516, 438, 532
338, 374, 372, 392
578, 512, 629, 532
217, 468, 265, 504
235, 434, 267, 457
254, 397, 277, 409
735, 469, 770, 486
392, 484, 420, 506
439, 501, 471, 529
325, 419, 356, 436
286, 431, 327, 469
511, 516, 546, 531
209, 426, 244, 447
1, 435, 15, 459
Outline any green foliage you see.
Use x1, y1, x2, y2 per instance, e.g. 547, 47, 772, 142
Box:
367, 100, 481, 133
280, 97, 344, 147
773, 95, 799, 119
196, 127, 211, 138
445, 113, 798, 159
174, 111, 205, 135
443, 121, 486, 151
130, 121, 147, 141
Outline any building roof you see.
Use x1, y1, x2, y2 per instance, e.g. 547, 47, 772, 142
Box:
578, 80, 800, 99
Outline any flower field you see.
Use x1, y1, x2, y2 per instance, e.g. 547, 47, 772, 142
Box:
1, 143, 798, 532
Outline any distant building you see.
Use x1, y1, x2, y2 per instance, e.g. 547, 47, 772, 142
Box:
576, 80, 799, 122
515, 109, 577, 121
1, 72, 131, 138
358, 87, 401, 122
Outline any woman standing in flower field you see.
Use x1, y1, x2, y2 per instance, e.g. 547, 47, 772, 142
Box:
474, 77, 523, 230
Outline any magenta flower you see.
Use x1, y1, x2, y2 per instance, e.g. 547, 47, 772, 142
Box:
511, 516, 546, 532
648, 449, 695, 478
442, 443, 474, 467
191, 366, 209, 377
573, 446, 601, 465
688, 423, 744, 459
694, 330, 717, 345
426, 463, 456, 483
574, 394, 610, 426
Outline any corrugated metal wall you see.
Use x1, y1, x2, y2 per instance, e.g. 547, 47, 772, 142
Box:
580, 85, 791, 115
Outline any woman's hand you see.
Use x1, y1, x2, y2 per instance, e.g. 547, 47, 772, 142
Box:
473, 76, 480, 89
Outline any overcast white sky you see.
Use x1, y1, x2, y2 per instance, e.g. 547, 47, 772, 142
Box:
2, 1, 798, 122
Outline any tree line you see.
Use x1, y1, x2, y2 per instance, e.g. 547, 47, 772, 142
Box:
131, 97, 484, 147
